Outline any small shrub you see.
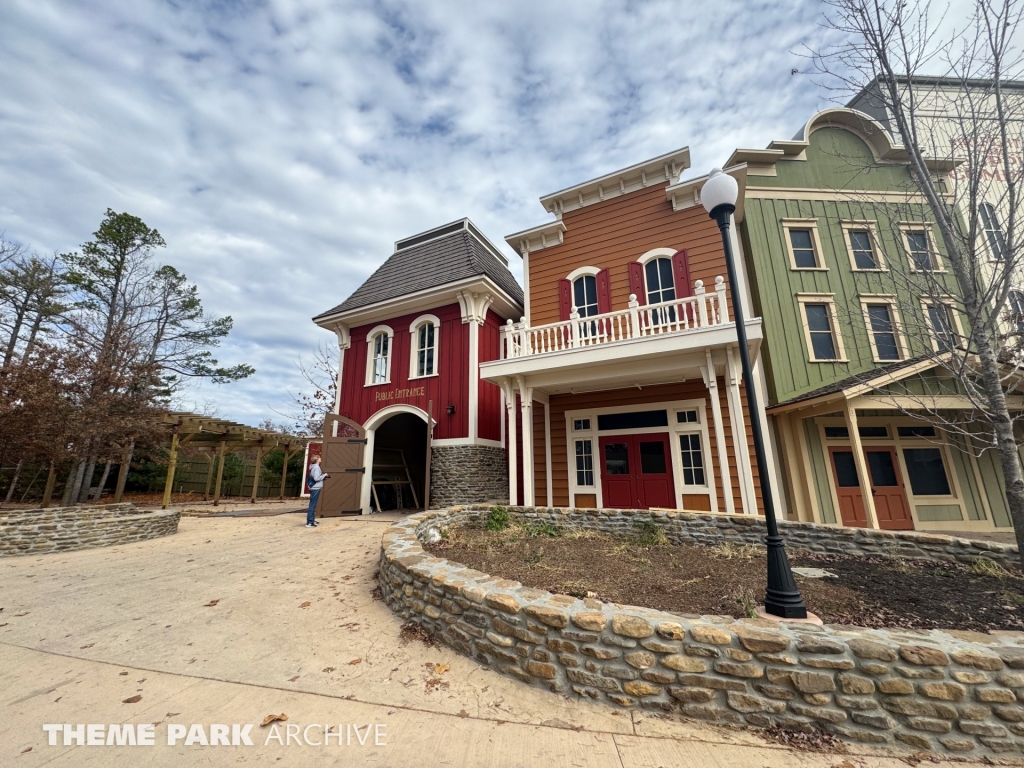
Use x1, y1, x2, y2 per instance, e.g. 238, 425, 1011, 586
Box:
524, 549, 544, 564
735, 587, 759, 619
486, 506, 510, 531
883, 541, 910, 574
631, 520, 667, 546
932, 567, 956, 578
708, 541, 761, 560
525, 522, 561, 538
972, 556, 1011, 579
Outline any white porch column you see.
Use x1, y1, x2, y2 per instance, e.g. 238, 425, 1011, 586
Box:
503, 380, 518, 506
726, 349, 757, 515
468, 319, 480, 440
360, 428, 376, 514
517, 375, 535, 506
843, 400, 880, 529
544, 402, 553, 507
703, 351, 735, 515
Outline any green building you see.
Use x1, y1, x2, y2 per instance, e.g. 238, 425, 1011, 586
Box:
724, 108, 1012, 533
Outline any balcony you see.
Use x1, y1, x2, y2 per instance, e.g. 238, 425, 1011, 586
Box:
481, 276, 763, 393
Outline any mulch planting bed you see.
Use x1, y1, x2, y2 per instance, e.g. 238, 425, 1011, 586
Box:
424, 523, 1024, 633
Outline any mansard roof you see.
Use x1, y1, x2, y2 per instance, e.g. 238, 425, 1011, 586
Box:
313, 219, 523, 322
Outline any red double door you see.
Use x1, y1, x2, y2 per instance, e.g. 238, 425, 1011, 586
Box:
598, 433, 675, 510
828, 447, 913, 530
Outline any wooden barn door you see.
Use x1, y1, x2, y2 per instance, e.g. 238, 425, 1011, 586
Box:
317, 414, 366, 517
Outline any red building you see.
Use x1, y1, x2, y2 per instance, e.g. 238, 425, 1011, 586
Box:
312, 219, 523, 512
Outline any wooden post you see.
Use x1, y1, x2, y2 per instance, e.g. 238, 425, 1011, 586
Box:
162, 431, 180, 510
250, 441, 265, 503
212, 439, 228, 506
843, 400, 880, 529
424, 402, 433, 510
40, 462, 57, 508
279, 446, 292, 499
203, 451, 215, 501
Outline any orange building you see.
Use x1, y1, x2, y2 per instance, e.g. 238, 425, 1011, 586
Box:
481, 149, 780, 515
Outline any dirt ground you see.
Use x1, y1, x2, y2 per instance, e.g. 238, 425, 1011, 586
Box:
425, 523, 1024, 632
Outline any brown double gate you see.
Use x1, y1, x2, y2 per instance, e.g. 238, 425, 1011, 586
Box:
317, 414, 366, 517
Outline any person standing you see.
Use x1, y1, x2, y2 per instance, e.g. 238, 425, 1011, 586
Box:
306, 456, 328, 528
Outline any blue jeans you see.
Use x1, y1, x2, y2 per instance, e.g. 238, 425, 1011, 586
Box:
307, 488, 320, 524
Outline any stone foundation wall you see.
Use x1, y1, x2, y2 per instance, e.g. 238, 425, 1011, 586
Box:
0, 503, 181, 557
379, 505, 1024, 757
429, 445, 508, 508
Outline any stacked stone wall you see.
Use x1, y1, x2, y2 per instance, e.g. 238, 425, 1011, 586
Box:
379, 505, 1024, 757
0, 503, 181, 556
429, 445, 508, 508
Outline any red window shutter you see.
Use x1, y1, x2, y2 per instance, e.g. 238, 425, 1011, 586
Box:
628, 262, 646, 305
596, 268, 612, 313
558, 278, 572, 320
672, 249, 692, 297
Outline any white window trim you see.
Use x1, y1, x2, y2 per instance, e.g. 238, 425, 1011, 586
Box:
782, 218, 827, 271
636, 247, 678, 266
920, 296, 966, 353
564, 399, 716, 512
565, 265, 602, 281
858, 294, 909, 364
979, 201, 1006, 262
408, 314, 440, 380
364, 324, 394, 387
900, 222, 945, 273
841, 220, 887, 272
796, 293, 848, 362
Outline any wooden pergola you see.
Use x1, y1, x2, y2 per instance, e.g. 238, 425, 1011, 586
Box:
159, 412, 313, 510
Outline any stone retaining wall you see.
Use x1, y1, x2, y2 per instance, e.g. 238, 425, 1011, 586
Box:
379, 505, 1024, 757
429, 446, 508, 508
0, 503, 181, 556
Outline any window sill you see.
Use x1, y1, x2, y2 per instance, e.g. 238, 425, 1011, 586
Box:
409, 372, 439, 381
809, 358, 849, 364
851, 267, 888, 273
364, 380, 391, 388
791, 267, 829, 272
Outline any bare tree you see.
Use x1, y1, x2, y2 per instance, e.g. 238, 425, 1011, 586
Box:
811, 0, 1024, 558
279, 341, 338, 437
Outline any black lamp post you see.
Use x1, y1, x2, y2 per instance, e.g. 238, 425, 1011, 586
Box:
701, 168, 808, 619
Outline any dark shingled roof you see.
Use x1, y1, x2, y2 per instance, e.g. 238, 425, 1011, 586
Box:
314, 226, 523, 321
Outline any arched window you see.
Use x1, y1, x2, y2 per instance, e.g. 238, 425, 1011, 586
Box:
980, 202, 1006, 260
365, 325, 393, 386
644, 258, 676, 305
573, 275, 599, 318
409, 315, 440, 378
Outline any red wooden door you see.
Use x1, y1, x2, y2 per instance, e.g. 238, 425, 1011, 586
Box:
829, 447, 913, 530
599, 434, 675, 510
636, 434, 674, 508
829, 448, 867, 527
599, 437, 635, 509
865, 448, 913, 530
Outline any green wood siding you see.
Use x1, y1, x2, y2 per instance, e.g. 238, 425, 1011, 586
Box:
803, 417, 837, 524
742, 127, 961, 405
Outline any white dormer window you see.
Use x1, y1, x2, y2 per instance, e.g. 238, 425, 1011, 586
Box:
365, 325, 394, 386
409, 314, 440, 379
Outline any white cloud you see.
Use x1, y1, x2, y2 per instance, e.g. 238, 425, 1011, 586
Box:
0, 0, 866, 424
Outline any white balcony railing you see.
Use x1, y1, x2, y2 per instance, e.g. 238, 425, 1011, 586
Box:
501, 277, 730, 360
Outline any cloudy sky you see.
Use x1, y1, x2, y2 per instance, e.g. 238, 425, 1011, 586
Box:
1, 0, 879, 424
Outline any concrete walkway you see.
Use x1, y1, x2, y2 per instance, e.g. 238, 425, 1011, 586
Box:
0, 515, 1006, 766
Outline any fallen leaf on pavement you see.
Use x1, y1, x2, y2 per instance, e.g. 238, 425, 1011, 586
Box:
457, 709, 469, 718
21, 747, 32, 754
122, 695, 142, 704
322, 667, 335, 672
299, 601, 311, 609
288, 675, 299, 682
80, 643, 94, 649
348, 658, 362, 665
204, 599, 219, 607
166, 713, 180, 717
260, 713, 288, 727
118, 671, 128, 676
